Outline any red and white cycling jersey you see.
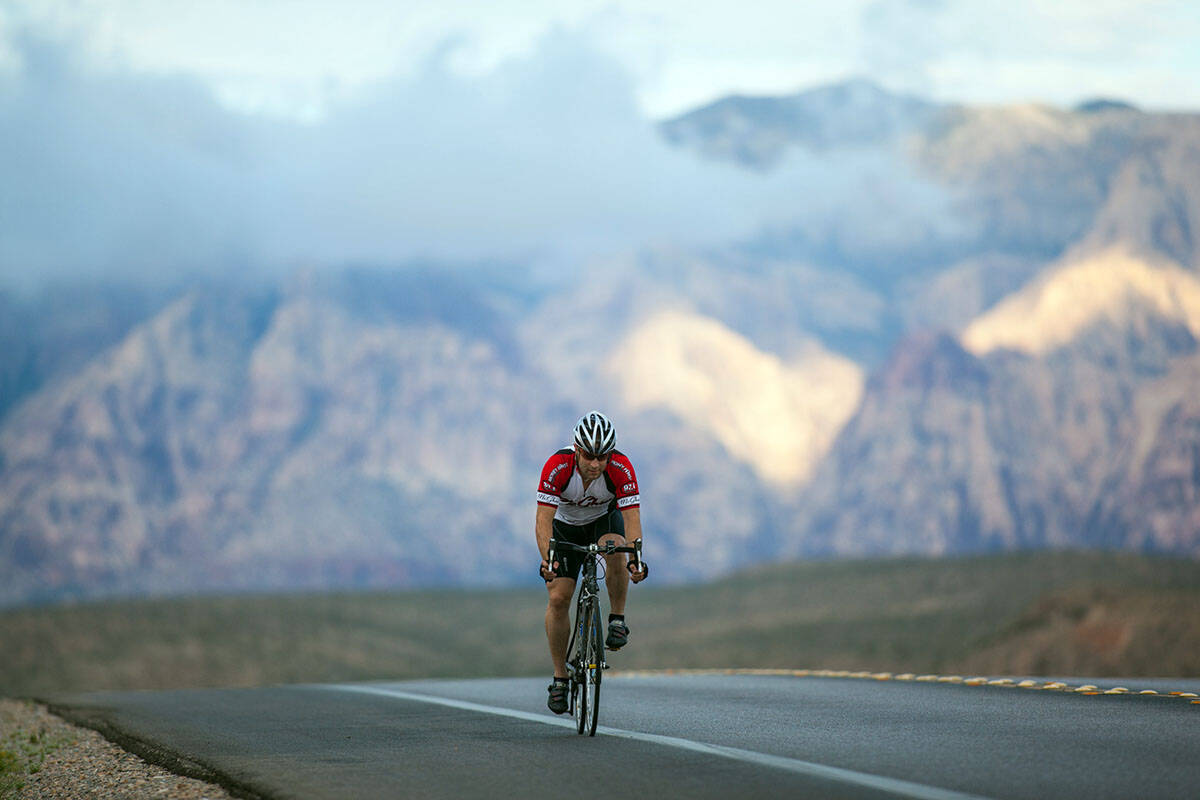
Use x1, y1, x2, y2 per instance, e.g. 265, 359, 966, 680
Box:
537, 447, 640, 525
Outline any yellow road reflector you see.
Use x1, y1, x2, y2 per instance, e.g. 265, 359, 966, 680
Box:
609, 669, 1200, 715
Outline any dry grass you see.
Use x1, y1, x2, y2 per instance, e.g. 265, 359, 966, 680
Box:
2, 551, 1198, 697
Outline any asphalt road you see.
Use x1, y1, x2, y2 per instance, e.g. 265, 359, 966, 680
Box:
47, 673, 1200, 800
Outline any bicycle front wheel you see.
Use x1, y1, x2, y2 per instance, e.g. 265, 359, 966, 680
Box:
571, 601, 590, 735
582, 603, 603, 736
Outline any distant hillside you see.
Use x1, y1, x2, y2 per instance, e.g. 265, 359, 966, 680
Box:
0, 283, 178, 420
0, 273, 552, 605
3, 81, 1200, 603
785, 246, 1200, 557
661, 81, 1200, 565
666, 80, 1200, 272
1, 552, 1196, 698
659, 78, 940, 169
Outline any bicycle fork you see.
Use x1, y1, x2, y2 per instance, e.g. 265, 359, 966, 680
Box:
577, 586, 609, 672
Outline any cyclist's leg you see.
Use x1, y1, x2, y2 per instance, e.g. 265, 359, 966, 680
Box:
546, 576, 576, 679
597, 509, 629, 615
547, 518, 588, 678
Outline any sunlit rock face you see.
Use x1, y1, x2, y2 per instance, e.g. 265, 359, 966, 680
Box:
608, 309, 864, 487
781, 242, 1200, 559
961, 247, 1200, 356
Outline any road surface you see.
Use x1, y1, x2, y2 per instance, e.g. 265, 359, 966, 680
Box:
46, 672, 1200, 799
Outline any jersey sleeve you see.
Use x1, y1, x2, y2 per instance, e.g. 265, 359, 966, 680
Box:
537, 450, 574, 507
606, 453, 640, 510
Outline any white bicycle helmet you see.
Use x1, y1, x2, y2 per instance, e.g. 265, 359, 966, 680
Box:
573, 411, 617, 455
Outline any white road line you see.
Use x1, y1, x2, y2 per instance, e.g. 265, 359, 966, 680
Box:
327, 684, 993, 800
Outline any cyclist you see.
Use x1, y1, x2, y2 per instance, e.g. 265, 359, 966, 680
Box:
537, 411, 648, 714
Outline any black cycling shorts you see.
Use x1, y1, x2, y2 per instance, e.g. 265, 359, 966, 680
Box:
551, 509, 625, 582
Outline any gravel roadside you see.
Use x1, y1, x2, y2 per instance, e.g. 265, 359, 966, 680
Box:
0, 698, 235, 799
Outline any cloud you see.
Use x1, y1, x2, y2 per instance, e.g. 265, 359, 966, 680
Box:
0, 31, 269, 285
0, 25, 967, 288
858, 0, 947, 96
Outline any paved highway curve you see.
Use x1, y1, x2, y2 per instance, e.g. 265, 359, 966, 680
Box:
47, 673, 1200, 800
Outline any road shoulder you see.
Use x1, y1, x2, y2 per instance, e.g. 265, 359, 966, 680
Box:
1, 698, 236, 800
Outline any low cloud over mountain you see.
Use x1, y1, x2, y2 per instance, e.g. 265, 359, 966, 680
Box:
1, 29, 962, 289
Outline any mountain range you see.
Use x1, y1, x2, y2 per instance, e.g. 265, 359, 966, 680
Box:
2, 79, 1198, 605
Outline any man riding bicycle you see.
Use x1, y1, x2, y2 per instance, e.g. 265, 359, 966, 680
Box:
537, 411, 648, 714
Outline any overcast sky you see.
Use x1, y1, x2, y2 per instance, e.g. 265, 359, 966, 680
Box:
1, 1, 1198, 286
4, 0, 1199, 119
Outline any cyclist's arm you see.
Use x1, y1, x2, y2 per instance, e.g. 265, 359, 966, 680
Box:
620, 506, 641, 542
536, 503, 556, 566
621, 507, 647, 582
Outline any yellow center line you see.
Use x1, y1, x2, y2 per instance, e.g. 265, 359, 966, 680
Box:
608, 668, 1199, 704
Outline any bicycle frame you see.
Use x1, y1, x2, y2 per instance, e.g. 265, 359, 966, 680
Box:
547, 537, 642, 736
568, 543, 605, 668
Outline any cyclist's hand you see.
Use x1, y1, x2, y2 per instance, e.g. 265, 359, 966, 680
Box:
539, 559, 559, 582
627, 560, 648, 583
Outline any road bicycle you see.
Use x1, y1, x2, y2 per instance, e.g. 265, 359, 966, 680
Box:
546, 536, 644, 736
